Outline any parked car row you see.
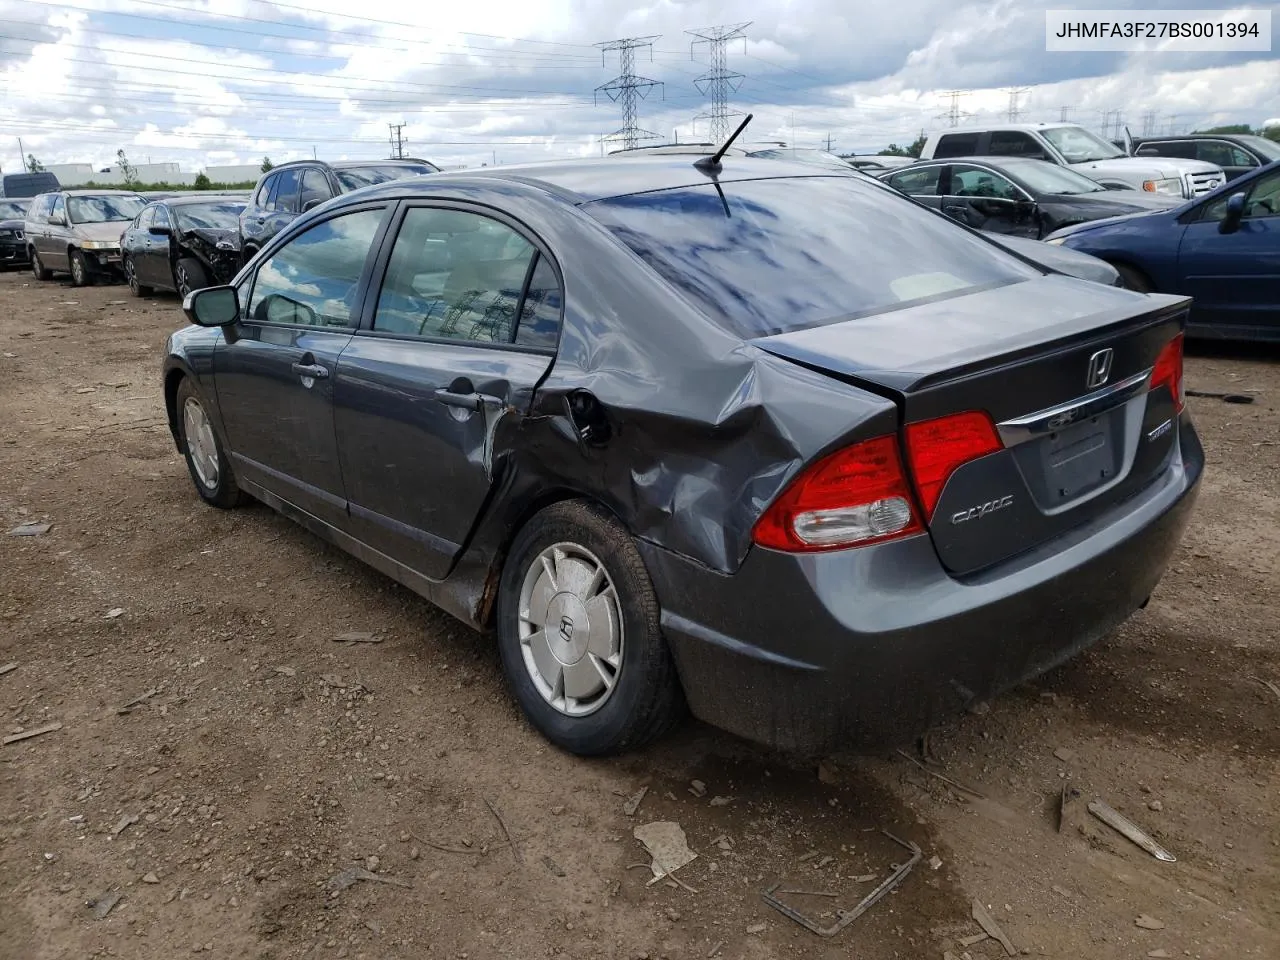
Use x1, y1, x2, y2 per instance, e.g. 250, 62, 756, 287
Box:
163, 150, 1203, 755
0, 198, 31, 268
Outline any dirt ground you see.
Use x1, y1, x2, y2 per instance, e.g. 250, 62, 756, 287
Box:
1, 269, 1277, 960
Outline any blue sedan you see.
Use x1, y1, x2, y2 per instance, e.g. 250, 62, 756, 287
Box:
1046, 159, 1280, 341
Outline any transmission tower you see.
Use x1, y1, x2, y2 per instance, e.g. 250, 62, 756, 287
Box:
937, 90, 972, 128
1165, 114, 1179, 134
1005, 87, 1030, 121
1141, 110, 1158, 137
687, 22, 751, 142
388, 123, 406, 159
595, 36, 664, 151
1098, 109, 1121, 137
1059, 104, 1075, 122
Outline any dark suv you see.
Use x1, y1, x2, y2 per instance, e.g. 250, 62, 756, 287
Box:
239, 159, 438, 261
1130, 133, 1280, 181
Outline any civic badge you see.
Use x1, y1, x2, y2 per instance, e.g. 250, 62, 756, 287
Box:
1086, 348, 1114, 389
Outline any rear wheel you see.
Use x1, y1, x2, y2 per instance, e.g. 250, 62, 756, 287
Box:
30, 250, 51, 281
1113, 263, 1153, 293
176, 378, 245, 509
496, 500, 685, 756
69, 249, 94, 287
124, 257, 153, 297
175, 258, 210, 299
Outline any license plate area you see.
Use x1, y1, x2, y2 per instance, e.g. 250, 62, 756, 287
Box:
1013, 408, 1125, 510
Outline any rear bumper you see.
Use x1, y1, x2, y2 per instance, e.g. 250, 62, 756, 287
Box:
641, 418, 1203, 754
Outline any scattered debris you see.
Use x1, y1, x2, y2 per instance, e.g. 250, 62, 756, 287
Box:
541, 855, 566, 877
688, 779, 707, 798
817, 759, 839, 784
634, 821, 698, 892
9, 521, 51, 537
141, 872, 159, 884
111, 813, 139, 838
895, 749, 986, 799
1250, 676, 1280, 702
851, 874, 877, 883
1058, 783, 1082, 832
1185, 389, 1254, 404
762, 831, 921, 938
1148, 950, 1172, 958
814, 856, 834, 869
0, 663, 17, 677
797, 850, 820, 863
104, 607, 124, 620
777, 888, 838, 897
409, 831, 505, 855
273, 666, 297, 678
326, 866, 411, 893
1088, 799, 1176, 862
1148, 799, 1163, 812
1051, 884, 1072, 898
958, 932, 990, 947
75, 387, 96, 394
335, 631, 381, 643
89, 891, 122, 919
116, 688, 160, 714
745, 923, 767, 935
1135, 915, 1166, 930
971, 899, 1017, 957
706, 940, 723, 957
1053, 746, 1075, 763
622, 786, 648, 817
484, 797, 522, 864
709, 796, 734, 807
928, 855, 943, 870
3, 721, 63, 746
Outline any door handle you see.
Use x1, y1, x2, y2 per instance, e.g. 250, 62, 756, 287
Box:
434, 388, 499, 411
291, 362, 329, 380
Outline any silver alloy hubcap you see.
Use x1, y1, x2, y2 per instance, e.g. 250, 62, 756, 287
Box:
126, 260, 137, 291
517, 543, 623, 716
177, 266, 189, 295
182, 396, 220, 489
71, 255, 84, 283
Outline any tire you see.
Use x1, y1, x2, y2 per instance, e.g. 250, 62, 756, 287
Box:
175, 258, 210, 299
1113, 263, 1153, 293
496, 500, 685, 756
124, 257, 153, 297
30, 250, 52, 281
175, 377, 246, 509
69, 249, 94, 287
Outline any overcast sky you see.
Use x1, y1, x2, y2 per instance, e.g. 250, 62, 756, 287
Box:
0, 0, 1277, 173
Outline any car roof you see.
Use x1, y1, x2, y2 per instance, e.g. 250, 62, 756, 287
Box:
60, 189, 144, 197
931, 123, 1075, 136
346, 155, 856, 205
156, 195, 246, 206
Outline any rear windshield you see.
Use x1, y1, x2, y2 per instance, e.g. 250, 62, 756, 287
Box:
585, 176, 1037, 337
336, 164, 435, 191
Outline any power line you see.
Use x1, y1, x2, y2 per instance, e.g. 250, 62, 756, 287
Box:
1141, 110, 1158, 137
595, 36, 663, 150
937, 90, 972, 128
687, 22, 750, 142
1058, 104, 1075, 123
1005, 87, 1030, 122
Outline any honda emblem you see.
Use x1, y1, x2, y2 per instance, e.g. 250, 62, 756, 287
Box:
1086, 348, 1114, 389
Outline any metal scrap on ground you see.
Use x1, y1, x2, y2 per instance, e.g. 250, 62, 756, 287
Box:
484, 797, 522, 864
117, 688, 160, 714
971, 898, 1017, 956
622, 786, 648, 816
327, 866, 412, 892
9, 521, 51, 536
3, 721, 63, 745
1088, 798, 1176, 861
634, 821, 698, 891
895, 749, 986, 799
761, 831, 921, 938
89, 891, 122, 919
334, 631, 382, 643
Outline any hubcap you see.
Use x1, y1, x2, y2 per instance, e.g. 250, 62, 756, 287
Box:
72, 256, 84, 284
126, 260, 138, 292
177, 266, 189, 296
182, 396, 220, 489
517, 543, 623, 717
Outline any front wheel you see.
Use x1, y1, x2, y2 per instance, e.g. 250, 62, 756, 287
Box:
176, 378, 245, 509
69, 249, 94, 287
496, 500, 685, 756
175, 258, 210, 298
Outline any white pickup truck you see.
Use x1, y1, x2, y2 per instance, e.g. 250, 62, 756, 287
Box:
919, 123, 1226, 200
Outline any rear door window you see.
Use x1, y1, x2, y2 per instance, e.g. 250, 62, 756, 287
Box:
886, 166, 942, 195
586, 176, 1036, 338
269, 169, 302, 214
933, 134, 980, 158
987, 131, 1046, 159
299, 169, 332, 210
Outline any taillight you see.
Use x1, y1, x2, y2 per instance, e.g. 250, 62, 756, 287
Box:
753, 435, 922, 552
1150, 334, 1184, 413
904, 412, 1003, 519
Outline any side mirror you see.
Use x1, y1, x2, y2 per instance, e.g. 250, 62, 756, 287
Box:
303, 197, 324, 212
148, 224, 171, 236
1219, 192, 1247, 234
184, 286, 239, 327
49, 214, 67, 226
1016, 199, 1038, 219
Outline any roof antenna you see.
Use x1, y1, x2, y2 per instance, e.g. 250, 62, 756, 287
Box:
695, 113, 753, 173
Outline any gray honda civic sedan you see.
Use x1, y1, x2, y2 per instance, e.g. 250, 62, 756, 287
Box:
162, 155, 1202, 756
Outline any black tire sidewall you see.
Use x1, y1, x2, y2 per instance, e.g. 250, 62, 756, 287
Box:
175, 378, 240, 508
31, 251, 48, 281
176, 259, 209, 298
496, 501, 680, 756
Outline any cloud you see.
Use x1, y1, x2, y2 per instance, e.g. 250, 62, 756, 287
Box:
0, 0, 1276, 172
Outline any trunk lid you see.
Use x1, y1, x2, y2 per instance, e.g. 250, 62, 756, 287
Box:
753, 274, 1190, 575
